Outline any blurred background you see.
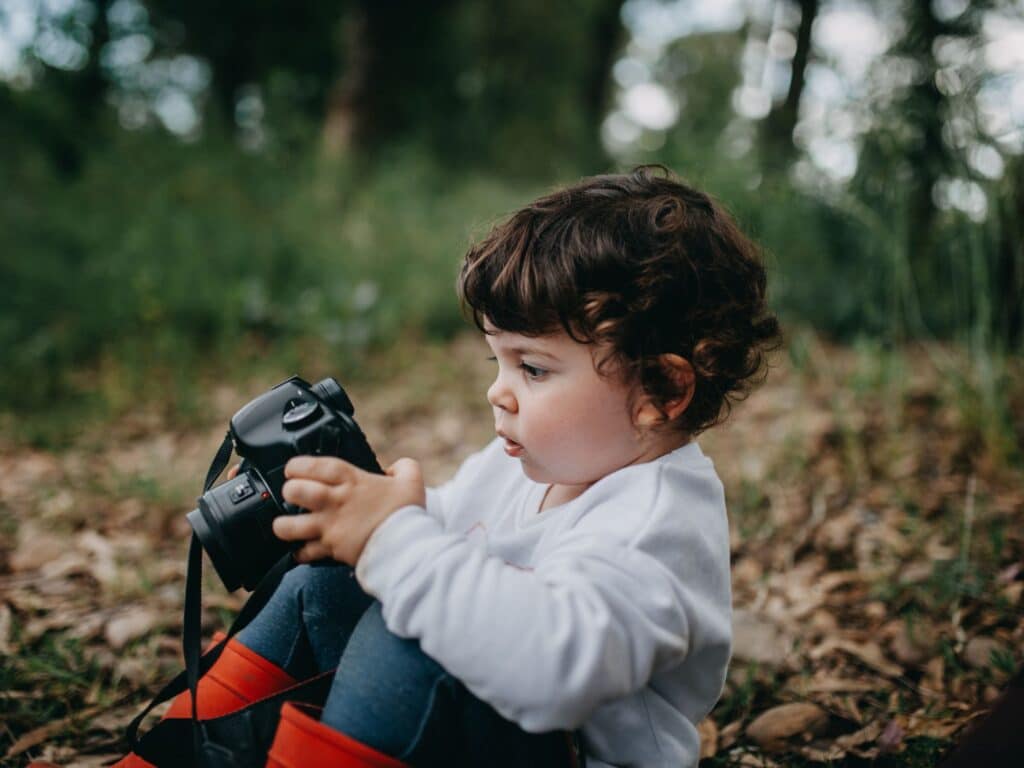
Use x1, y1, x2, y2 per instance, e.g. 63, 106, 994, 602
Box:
2, 0, 1022, 416
2, 1, 1023, 765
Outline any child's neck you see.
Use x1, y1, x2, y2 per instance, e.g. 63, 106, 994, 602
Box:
538, 483, 588, 513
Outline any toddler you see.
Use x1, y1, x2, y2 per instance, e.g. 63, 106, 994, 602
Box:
121, 165, 781, 768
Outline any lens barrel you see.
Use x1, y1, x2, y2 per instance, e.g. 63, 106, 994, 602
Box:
187, 469, 287, 591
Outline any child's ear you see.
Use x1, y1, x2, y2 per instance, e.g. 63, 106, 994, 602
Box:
634, 354, 695, 427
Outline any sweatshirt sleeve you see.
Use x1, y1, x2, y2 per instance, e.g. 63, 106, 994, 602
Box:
423, 442, 497, 526
354, 466, 730, 733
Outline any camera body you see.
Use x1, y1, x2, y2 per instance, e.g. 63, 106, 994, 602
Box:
187, 376, 381, 591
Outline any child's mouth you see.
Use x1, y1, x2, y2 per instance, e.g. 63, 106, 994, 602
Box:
503, 438, 524, 457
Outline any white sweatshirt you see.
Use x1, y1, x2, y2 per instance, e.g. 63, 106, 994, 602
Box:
355, 437, 732, 768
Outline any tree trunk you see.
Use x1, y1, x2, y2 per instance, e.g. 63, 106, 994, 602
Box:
762, 0, 819, 167
994, 155, 1024, 349
321, 8, 368, 159
902, 0, 957, 298
584, 0, 627, 168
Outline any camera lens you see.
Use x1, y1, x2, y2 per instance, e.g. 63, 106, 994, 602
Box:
187, 470, 285, 592
312, 378, 354, 416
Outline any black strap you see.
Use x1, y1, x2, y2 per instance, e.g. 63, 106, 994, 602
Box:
126, 431, 296, 762
203, 431, 235, 495
125, 548, 294, 746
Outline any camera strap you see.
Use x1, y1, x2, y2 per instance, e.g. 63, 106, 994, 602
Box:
126, 431, 296, 765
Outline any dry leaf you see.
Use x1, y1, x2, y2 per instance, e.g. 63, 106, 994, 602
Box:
76, 529, 120, 586
0, 601, 12, 655
732, 609, 793, 666
736, 753, 783, 767
814, 510, 859, 552
719, 719, 742, 749
811, 638, 903, 677
963, 635, 1007, 671
9, 525, 66, 572
697, 717, 718, 758
4, 703, 107, 758
105, 607, 162, 649
746, 702, 829, 750
835, 720, 884, 748
887, 617, 938, 667
787, 673, 878, 695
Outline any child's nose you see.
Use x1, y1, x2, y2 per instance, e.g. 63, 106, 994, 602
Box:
486, 377, 517, 413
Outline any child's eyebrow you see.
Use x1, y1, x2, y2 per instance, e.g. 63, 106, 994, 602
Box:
504, 345, 559, 360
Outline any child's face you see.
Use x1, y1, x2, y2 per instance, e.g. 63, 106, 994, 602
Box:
484, 321, 667, 488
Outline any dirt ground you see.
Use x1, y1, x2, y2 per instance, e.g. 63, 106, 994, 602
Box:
2, 331, 1022, 766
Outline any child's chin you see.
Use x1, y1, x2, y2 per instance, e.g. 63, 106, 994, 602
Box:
519, 461, 559, 485
518, 461, 546, 482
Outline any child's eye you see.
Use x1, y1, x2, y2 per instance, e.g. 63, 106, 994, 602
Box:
520, 363, 547, 380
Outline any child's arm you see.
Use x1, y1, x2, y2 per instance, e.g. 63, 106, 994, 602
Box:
353, 471, 731, 733
354, 503, 729, 731
273, 451, 730, 732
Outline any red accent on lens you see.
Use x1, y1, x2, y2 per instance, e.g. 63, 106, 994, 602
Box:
261, 491, 270, 499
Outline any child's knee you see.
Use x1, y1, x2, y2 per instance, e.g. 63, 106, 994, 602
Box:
354, 604, 443, 673
279, 562, 367, 614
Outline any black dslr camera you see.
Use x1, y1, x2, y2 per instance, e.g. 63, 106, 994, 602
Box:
187, 376, 382, 591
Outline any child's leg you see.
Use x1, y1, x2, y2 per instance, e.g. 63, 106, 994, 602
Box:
321, 602, 577, 767
236, 562, 374, 679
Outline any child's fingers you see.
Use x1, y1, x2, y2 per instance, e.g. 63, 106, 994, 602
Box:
294, 541, 333, 563
282, 477, 349, 510
285, 456, 355, 484
272, 510, 327, 542
226, 463, 240, 480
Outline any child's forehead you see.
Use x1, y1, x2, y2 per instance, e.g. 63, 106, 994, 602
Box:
482, 321, 576, 357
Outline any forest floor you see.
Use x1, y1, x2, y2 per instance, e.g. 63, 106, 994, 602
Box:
2, 330, 1022, 767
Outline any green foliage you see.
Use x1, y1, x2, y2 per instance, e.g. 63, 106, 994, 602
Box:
3, 1, 1022, 435
0, 99, 538, 412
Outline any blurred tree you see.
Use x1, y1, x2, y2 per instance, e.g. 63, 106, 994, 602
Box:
139, 0, 625, 174
761, 0, 820, 169
992, 153, 1024, 349
3, 0, 116, 177
143, 0, 346, 122
849, 0, 998, 340
897, 0, 967, 290
659, 29, 748, 172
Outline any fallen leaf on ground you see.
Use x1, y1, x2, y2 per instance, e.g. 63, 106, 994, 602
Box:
732, 609, 793, 666
746, 702, 829, 750
5, 703, 108, 758
810, 637, 903, 677
697, 717, 718, 758
963, 635, 1007, 672
9, 525, 67, 572
104, 607, 162, 649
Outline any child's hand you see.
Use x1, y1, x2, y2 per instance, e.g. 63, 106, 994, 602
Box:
272, 456, 426, 567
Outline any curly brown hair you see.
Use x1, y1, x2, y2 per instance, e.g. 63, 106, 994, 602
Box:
457, 165, 782, 436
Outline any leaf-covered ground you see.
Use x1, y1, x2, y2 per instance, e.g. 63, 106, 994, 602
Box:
2, 331, 1022, 767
